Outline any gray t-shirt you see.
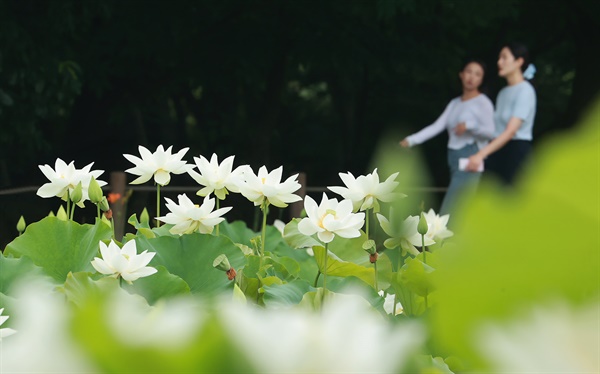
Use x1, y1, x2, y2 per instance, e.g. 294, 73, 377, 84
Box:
494, 81, 536, 141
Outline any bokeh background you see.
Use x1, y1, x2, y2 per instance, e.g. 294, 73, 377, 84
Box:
1, 0, 598, 247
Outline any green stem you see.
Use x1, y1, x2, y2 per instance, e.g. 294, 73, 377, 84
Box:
365, 209, 370, 239
313, 270, 321, 288
374, 260, 378, 290
322, 243, 329, 304
66, 191, 71, 219
421, 233, 427, 264
393, 253, 402, 315
260, 201, 268, 257
421, 233, 428, 308
156, 184, 161, 228
70, 202, 76, 221
216, 198, 220, 236
97, 204, 101, 220
111, 217, 115, 240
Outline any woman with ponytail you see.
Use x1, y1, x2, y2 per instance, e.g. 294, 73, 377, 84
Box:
466, 42, 537, 185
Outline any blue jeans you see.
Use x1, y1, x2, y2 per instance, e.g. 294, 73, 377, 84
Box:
440, 143, 481, 215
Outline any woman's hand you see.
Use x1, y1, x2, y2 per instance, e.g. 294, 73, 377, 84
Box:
454, 122, 467, 136
466, 153, 484, 172
399, 139, 410, 147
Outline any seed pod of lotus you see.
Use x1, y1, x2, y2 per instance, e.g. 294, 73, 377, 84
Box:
213, 254, 232, 272
99, 196, 110, 212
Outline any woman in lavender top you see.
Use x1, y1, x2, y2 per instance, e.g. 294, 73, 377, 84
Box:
400, 59, 495, 214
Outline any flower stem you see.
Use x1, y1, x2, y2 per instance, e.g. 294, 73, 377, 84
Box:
374, 260, 378, 290
97, 204, 101, 220
322, 243, 329, 305
323, 243, 328, 291
66, 191, 71, 220
421, 233, 428, 308
365, 209, 370, 238
260, 201, 268, 257
156, 184, 161, 228
421, 233, 427, 265
216, 198, 220, 236
313, 270, 321, 288
393, 253, 402, 315
70, 202, 76, 221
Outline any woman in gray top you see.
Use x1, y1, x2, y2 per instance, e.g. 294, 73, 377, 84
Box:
400, 59, 495, 214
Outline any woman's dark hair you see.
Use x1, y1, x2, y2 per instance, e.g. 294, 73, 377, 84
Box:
461, 58, 487, 75
461, 58, 488, 94
503, 42, 530, 72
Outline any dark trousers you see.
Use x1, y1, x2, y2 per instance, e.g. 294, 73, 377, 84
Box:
485, 140, 532, 186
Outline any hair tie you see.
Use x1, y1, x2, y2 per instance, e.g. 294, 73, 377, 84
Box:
523, 64, 536, 80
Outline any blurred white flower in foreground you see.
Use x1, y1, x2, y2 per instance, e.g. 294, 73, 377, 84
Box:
238, 165, 301, 208
157, 194, 232, 235
328, 168, 402, 212
0, 280, 98, 372
377, 213, 434, 256
422, 208, 453, 242
0, 308, 16, 339
188, 154, 246, 200
91, 240, 157, 283
105, 291, 204, 349
477, 302, 599, 372
123, 145, 191, 186
221, 293, 423, 373
37, 158, 107, 206
298, 193, 365, 243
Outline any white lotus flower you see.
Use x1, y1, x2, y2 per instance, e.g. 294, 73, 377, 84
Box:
377, 213, 435, 256
123, 145, 191, 186
0, 308, 16, 340
237, 165, 302, 208
298, 193, 365, 243
477, 302, 599, 372
328, 168, 403, 212
91, 240, 157, 283
157, 194, 232, 235
422, 209, 454, 242
188, 154, 247, 200
378, 291, 403, 316
221, 292, 423, 373
37, 158, 107, 206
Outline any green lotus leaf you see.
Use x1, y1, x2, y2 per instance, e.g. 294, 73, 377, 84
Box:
4, 217, 112, 282
313, 246, 375, 287
136, 233, 245, 297
123, 265, 191, 305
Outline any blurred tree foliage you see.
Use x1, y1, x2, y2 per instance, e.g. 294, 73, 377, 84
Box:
0, 0, 598, 190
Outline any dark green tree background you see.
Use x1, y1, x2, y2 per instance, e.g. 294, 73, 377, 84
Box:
1, 0, 598, 242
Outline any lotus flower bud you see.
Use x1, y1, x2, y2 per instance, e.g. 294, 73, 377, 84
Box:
140, 208, 150, 226
16, 216, 26, 234
88, 177, 103, 204
417, 212, 428, 236
56, 206, 68, 221
99, 196, 110, 212
70, 182, 83, 204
